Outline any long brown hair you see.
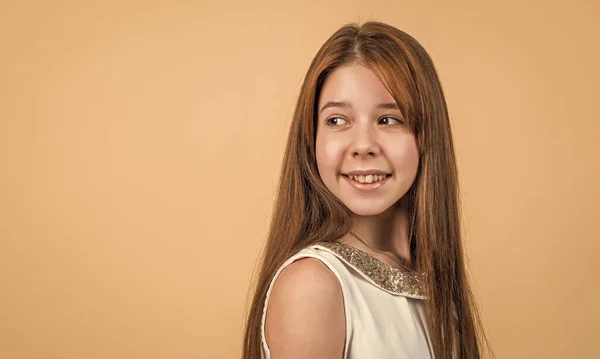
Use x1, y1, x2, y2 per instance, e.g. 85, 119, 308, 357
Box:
243, 21, 491, 359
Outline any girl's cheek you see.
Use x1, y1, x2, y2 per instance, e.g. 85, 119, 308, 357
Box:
318, 135, 344, 159
401, 143, 420, 169
324, 138, 345, 157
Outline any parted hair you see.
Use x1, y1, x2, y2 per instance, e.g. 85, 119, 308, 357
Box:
243, 21, 491, 359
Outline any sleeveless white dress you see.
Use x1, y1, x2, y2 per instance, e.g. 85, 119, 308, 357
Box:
260, 241, 434, 358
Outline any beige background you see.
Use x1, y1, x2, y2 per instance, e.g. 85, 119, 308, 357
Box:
1, 0, 598, 358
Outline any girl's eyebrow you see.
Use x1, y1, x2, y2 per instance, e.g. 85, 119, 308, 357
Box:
319, 101, 399, 113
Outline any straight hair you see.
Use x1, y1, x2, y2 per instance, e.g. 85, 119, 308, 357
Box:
243, 21, 491, 359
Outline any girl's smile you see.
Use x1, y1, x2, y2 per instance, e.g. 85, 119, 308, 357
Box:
341, 170, 392, 191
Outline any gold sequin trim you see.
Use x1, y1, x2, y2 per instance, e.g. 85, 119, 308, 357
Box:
315, 241, 425, 299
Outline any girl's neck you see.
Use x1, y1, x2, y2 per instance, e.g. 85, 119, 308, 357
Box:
341, 196, 413, 266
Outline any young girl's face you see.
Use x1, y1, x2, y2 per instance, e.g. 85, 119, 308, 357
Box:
315, 64, 419, 216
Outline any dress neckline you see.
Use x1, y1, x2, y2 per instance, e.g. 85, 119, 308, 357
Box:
313, 241, 425, 299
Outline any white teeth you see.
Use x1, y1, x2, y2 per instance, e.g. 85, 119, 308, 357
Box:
348, 174, 387, 184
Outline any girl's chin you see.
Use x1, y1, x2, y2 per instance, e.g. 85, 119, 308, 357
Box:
345, 204, 391, 217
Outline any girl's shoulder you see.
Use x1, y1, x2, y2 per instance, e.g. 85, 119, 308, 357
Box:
294, 241, 426, 299
268, 243, 349, 295
278, 242, 354, 284
260, 245, 346, 358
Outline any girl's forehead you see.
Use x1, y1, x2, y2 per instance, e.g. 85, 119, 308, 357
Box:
318, 64, 397, 109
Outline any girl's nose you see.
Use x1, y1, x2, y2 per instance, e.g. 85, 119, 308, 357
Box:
350, 123, 381, 158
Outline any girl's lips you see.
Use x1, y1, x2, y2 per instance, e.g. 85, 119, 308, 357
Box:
344, 169, 390, 176
342, 174, 390, 191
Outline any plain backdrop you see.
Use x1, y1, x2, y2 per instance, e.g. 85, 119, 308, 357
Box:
1, 0, 598, 358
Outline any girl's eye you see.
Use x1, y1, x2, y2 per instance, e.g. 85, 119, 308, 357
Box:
379, 116, 403, 125
326, 117, 348, 126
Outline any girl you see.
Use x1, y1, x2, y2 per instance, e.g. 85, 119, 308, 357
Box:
243, 21, 491, 359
